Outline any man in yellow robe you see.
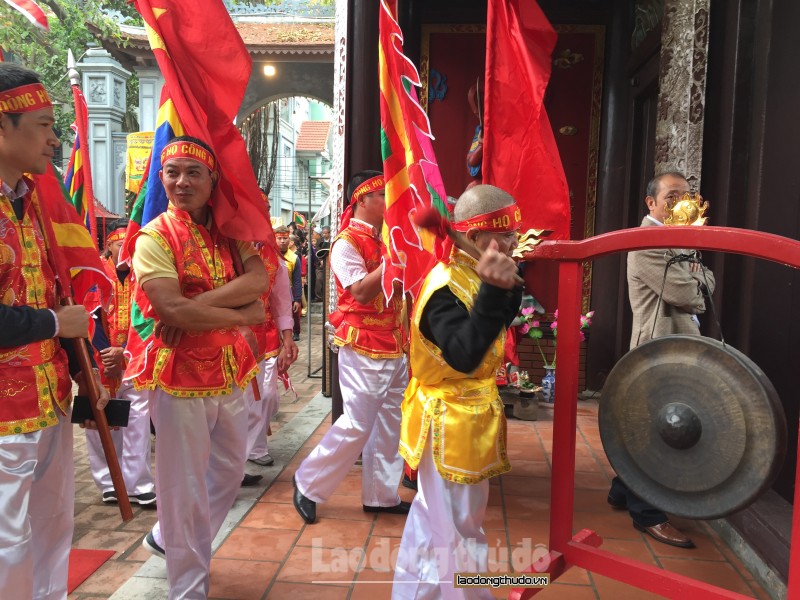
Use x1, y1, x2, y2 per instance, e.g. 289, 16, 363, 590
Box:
393, 185, 522, 599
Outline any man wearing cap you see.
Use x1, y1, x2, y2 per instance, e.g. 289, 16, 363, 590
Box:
292, 170, 409, 524
127, 135, 269, 597
393, 185, 522, 599
0, 63, 107, 599
84, 218, 157, 506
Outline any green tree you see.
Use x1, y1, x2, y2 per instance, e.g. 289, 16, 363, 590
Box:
0, 1, 141, 141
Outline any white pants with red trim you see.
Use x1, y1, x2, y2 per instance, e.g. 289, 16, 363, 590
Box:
0, 410, 74, 600
86, 381, 155, 496
245, 357, 279, 459
392, 426, 492, 600
148, 387, 248, 600
294, 345, 407, 507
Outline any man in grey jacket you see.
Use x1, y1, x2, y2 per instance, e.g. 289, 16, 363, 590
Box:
608, 171, 716, 548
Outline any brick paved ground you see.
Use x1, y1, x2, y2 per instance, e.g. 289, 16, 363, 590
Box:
67, 307, 773, 599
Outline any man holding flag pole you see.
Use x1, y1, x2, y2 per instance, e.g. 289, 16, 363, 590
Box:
0, 61, 111, 600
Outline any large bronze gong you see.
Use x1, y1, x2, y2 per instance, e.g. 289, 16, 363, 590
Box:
599, 335, 787, 519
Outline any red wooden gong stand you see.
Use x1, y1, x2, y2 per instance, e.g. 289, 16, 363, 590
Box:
510, 226, 800, 599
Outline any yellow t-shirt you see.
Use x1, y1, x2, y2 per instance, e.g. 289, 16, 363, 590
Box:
133, 233, 258, 286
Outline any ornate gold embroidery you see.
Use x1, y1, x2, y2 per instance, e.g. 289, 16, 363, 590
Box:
0, 379, 30, 397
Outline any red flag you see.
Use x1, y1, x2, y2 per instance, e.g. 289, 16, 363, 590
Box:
134, 0, 277, 251
483, 0, 570, 239
32, 164, 111, 305
2, 0, 49, 31
379, 0, 451, 299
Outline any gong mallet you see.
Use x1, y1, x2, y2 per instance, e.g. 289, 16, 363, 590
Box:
412, 207, 525, 287
67, 298, 133, 522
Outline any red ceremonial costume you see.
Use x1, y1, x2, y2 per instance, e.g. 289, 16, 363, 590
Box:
294, 176, 409, 517
250, 244, 281, 361
94, 256, 130, 390
245, 245, 293, 464
0, 185, 70, 433
0, 169, 76, 595
129, 205, 258, 396
129, 192, 261, 596
330, 219, 405, 358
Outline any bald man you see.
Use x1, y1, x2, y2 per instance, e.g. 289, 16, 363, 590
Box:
393, 185, 523, 599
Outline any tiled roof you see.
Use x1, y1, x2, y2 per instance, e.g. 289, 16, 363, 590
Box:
94, 200, 120, 218
119, 22, 333, 56
295, 121, 331, 152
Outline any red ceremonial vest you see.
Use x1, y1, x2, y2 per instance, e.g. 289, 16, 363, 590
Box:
0, 186, 70, 435
330, 220, 404, 358
251, 243, 281, 361
129, 206, 257, 397
95, 258, 131, 394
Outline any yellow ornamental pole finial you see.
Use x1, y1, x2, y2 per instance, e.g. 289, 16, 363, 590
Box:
664, 192, 710, 227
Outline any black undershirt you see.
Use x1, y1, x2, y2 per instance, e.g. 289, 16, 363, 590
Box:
419, 282, 522, 374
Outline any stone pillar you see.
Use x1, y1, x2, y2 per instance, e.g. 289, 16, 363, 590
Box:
654, 0, 710, 190
78, 47, 131, 215
136, 67, 164, 132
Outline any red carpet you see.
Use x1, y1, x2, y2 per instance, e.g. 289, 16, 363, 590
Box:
68, 548, 116, 593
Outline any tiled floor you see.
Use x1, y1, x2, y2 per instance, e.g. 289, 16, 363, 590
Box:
68, 310, 772, 599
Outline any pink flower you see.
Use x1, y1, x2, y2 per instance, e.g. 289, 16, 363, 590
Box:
554, 309, 559, 318
521, 306, 534, 316
520, 323, 530, 334
532, 321, 540, 328
550, 321, 558, 330
579, 331, 586, 342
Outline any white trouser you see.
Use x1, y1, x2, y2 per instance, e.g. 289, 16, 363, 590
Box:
393, 427, 492, 600
148, 387, 248, 600
294, 345, 407, 506
245, 357, 279, 459
0, 410, 74, 600
86, 382, 154, 496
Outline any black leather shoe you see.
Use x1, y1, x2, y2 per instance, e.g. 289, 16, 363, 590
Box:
292, 476, 317, 524
241, 474, 263, 487
363, 500, 411, 515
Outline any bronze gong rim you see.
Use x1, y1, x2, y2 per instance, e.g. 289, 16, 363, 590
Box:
599, 335, 787, 519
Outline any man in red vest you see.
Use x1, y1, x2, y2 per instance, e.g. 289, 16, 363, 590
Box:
128, 136, 268, 597
0, 63, 107, 599
244, 195, 298, 472
293, 170, 409, 524
85, 219, 156, 506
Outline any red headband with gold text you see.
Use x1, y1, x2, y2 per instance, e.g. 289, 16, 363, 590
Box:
351, 175, 385, 204
0, 83, 52, 114
106, 228, 127, 244
160, 140, 217, 173
451, 203, 522, 233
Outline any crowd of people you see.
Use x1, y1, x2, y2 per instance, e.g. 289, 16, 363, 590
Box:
0, 62, 714, 600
